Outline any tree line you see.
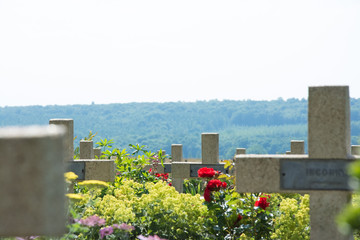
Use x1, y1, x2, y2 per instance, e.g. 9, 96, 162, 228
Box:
1, 98, 359, 159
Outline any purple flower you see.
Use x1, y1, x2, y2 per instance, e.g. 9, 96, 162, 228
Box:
137, 235, 168, 240
16, 237, 38, 240
113, 223, 135, 231
100, 226, 114, 239
77, 215, 106, 227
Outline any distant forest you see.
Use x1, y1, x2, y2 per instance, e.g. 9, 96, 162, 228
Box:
1, 98, 360, 159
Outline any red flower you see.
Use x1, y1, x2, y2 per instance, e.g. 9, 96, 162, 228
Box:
204, 188, 212, 202
198, 167, 216, 178
233, 214, 243, 227
206, 179, 226, 191
255, 197, 270, 210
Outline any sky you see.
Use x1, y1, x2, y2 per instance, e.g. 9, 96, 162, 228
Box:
0, 0, 360, 107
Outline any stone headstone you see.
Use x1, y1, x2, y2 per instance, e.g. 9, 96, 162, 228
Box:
49, 119, 74, 161
201, 133, 219, 164
290, 140, 305, 154
308, 86, 352, 240
80, 140, 94, 159
171, 144, 183, 162
351, 145, 360, 155
0, 125, 66, 236
94, 147, 102, 159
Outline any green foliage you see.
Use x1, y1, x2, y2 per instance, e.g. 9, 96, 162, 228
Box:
337, 160, 360, 239
96, 138, 114, 153
7, 98, 360, 158
270, 194, 310, 239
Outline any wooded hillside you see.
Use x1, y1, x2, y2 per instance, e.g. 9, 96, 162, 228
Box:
1, 98, 359, 159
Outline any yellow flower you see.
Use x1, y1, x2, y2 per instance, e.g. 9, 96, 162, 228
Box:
66, 193, 84, 201
64, 172, 78, 182
78, 180, 108, 188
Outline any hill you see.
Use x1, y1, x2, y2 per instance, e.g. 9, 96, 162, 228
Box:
1, 98, 359, 159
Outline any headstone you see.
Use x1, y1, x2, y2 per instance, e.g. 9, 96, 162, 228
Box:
94, 147, 102, 159
351, 145, 360, 155
49, 119, 74, 161
235, 148, 246, 155
202, 133, 219, 164
80, 140, 94, 159
290, 140, 305, 154
172, 133, 221, 192
308, 86, 352, 240
171, 144, 183, 162
0, 126, 66, 236
235, 86, 353, 239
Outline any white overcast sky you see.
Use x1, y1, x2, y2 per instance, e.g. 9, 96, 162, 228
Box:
0, 0, 359, 107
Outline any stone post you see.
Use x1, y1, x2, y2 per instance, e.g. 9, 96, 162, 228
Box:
49, 119, 74, 161
171, 144, 183, 162
0, 126, 66, 236
80, 140, 94, 159
351, 145, 360, 155
290, 140, 305, 154
94, 147, 102, 159
201, 133, 219, 164
235, 148, 246, 155
308, 86, 352, 240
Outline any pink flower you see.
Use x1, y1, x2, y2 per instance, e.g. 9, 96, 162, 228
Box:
113, 223, 135, 231
100, 226, 113, 239
77, 215, 106, 227
137, 235, 168, 240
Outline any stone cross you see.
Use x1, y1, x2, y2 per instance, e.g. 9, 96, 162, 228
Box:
49, 119, 74, 161
172, 133, 227, 192
0, 125, 66, 236
235, 86, 353, 240
80, 140, 94, 159
50, 119, 115, 182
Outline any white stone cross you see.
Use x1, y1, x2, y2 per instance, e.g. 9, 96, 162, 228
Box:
235, 86, 354, 240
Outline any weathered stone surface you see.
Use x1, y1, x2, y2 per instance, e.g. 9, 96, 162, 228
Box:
171, 162, 191, 192
171, 144, 183, 162
308, 86, 352, 240
83, 159, 115, 182
0, 126, 66, 236
201, 133, 219, 164
235, 154, 307, 193
308, 86, 351, 159
49, 119, 74, 161
80, 140, 94, 159
235, 148, 246, 155
290, 140, 305, 154
94, 147, 102, 159
351, 145, 360, 156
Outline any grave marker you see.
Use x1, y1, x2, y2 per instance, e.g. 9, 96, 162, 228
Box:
80, 140, 94, 159
49, 119, 73, 161
0, 126, 66, 236
235, 86, 353, 239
